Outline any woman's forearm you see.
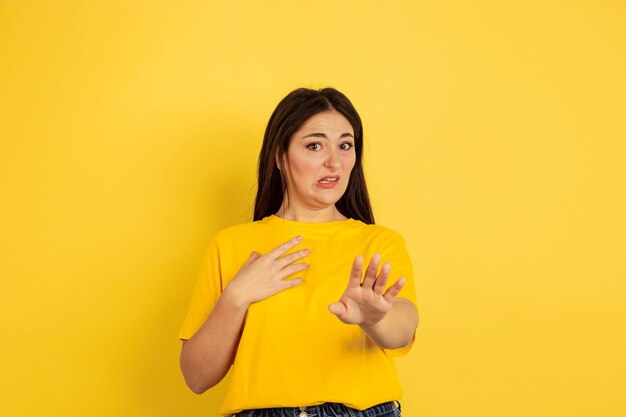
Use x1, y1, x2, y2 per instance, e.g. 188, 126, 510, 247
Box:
359, 298, 419, 349
179, 289, 249, 394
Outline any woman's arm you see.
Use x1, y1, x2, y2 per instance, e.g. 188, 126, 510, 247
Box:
180, 236, 310, 394
359, 298, 419, 349
180, 288, 249, 394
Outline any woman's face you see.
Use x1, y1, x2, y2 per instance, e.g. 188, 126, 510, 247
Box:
280, 110, 357, 211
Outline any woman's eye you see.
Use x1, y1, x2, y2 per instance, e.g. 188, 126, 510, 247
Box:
307, 143, 321, 151
340, 142, 354, 150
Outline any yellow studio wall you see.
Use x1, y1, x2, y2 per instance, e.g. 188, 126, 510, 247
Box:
1, 1, 625, 416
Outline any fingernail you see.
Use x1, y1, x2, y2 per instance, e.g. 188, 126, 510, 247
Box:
303, 249, 310, 254
296, 235, 303, 240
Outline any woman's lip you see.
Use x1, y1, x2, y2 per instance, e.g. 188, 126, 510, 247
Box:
317, 180, 339, 188
317, 176, 340, 188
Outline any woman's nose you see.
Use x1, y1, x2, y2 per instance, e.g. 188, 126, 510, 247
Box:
324, 150, 341, 170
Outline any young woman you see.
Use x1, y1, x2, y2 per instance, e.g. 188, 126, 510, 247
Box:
179, 87, 419, 417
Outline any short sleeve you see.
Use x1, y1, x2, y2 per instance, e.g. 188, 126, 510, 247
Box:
380, 231, 419, 357
178, 236, 223, 340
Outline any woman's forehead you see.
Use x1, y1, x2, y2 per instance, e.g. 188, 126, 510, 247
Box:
295, 110, 354, 135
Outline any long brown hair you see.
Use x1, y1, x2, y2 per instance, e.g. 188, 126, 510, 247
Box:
253, 87, 375, 224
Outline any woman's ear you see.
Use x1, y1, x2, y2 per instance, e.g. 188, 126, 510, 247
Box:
275, 151, 281, 171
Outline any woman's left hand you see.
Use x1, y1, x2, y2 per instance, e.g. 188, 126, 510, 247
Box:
328, 253, 406, 325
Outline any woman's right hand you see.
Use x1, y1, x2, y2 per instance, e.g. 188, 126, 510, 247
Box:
223, 235, 310, 307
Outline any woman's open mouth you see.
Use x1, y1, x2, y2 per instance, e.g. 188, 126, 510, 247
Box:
317, 175, 340, 188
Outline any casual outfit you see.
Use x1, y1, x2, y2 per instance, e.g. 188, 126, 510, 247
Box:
179, 215, 417, 416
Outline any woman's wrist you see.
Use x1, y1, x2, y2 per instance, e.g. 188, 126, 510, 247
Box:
358, 317, 387, 343
358, 301, 418, 349
221, 285, 251, 311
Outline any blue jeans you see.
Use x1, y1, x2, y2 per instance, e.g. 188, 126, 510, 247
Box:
233, 401, 401, 417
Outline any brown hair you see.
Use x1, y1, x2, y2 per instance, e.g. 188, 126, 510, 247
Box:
254, 87, 374, 224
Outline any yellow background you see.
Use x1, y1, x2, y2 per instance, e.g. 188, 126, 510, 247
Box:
1, 1, 624, 416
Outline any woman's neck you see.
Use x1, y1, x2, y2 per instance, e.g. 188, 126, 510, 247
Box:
275, 203, 347, 223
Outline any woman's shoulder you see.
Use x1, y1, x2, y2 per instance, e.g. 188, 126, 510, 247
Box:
210, 217, 271, 241
361, 221, 405, 237
350, 221, 408, 247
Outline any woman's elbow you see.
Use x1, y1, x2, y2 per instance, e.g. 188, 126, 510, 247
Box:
180, 349, 217, 394
180, 365, 221, 394
185, 378, 211, 395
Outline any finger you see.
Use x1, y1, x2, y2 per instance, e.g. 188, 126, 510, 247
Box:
266, 235, 303, 259
243, 251, 261, 266
347, 255, 364, 289
362, 253, 381, 289
278, 262, 309, 279
328, 300, 347, 318
373, 262, 391, 294
279, 277, 303, 291
277, 248, 310, 267
383, 276, 406, 303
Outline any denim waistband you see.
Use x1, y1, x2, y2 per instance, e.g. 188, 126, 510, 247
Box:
233, 401, 401, 417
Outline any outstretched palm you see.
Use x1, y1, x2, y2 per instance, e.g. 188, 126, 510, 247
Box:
328, 253, 406, 325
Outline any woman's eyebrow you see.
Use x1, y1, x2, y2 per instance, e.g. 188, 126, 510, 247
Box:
302, 132, 354, 139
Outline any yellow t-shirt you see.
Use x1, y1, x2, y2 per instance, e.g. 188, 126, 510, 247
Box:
178, 215, 418, 415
